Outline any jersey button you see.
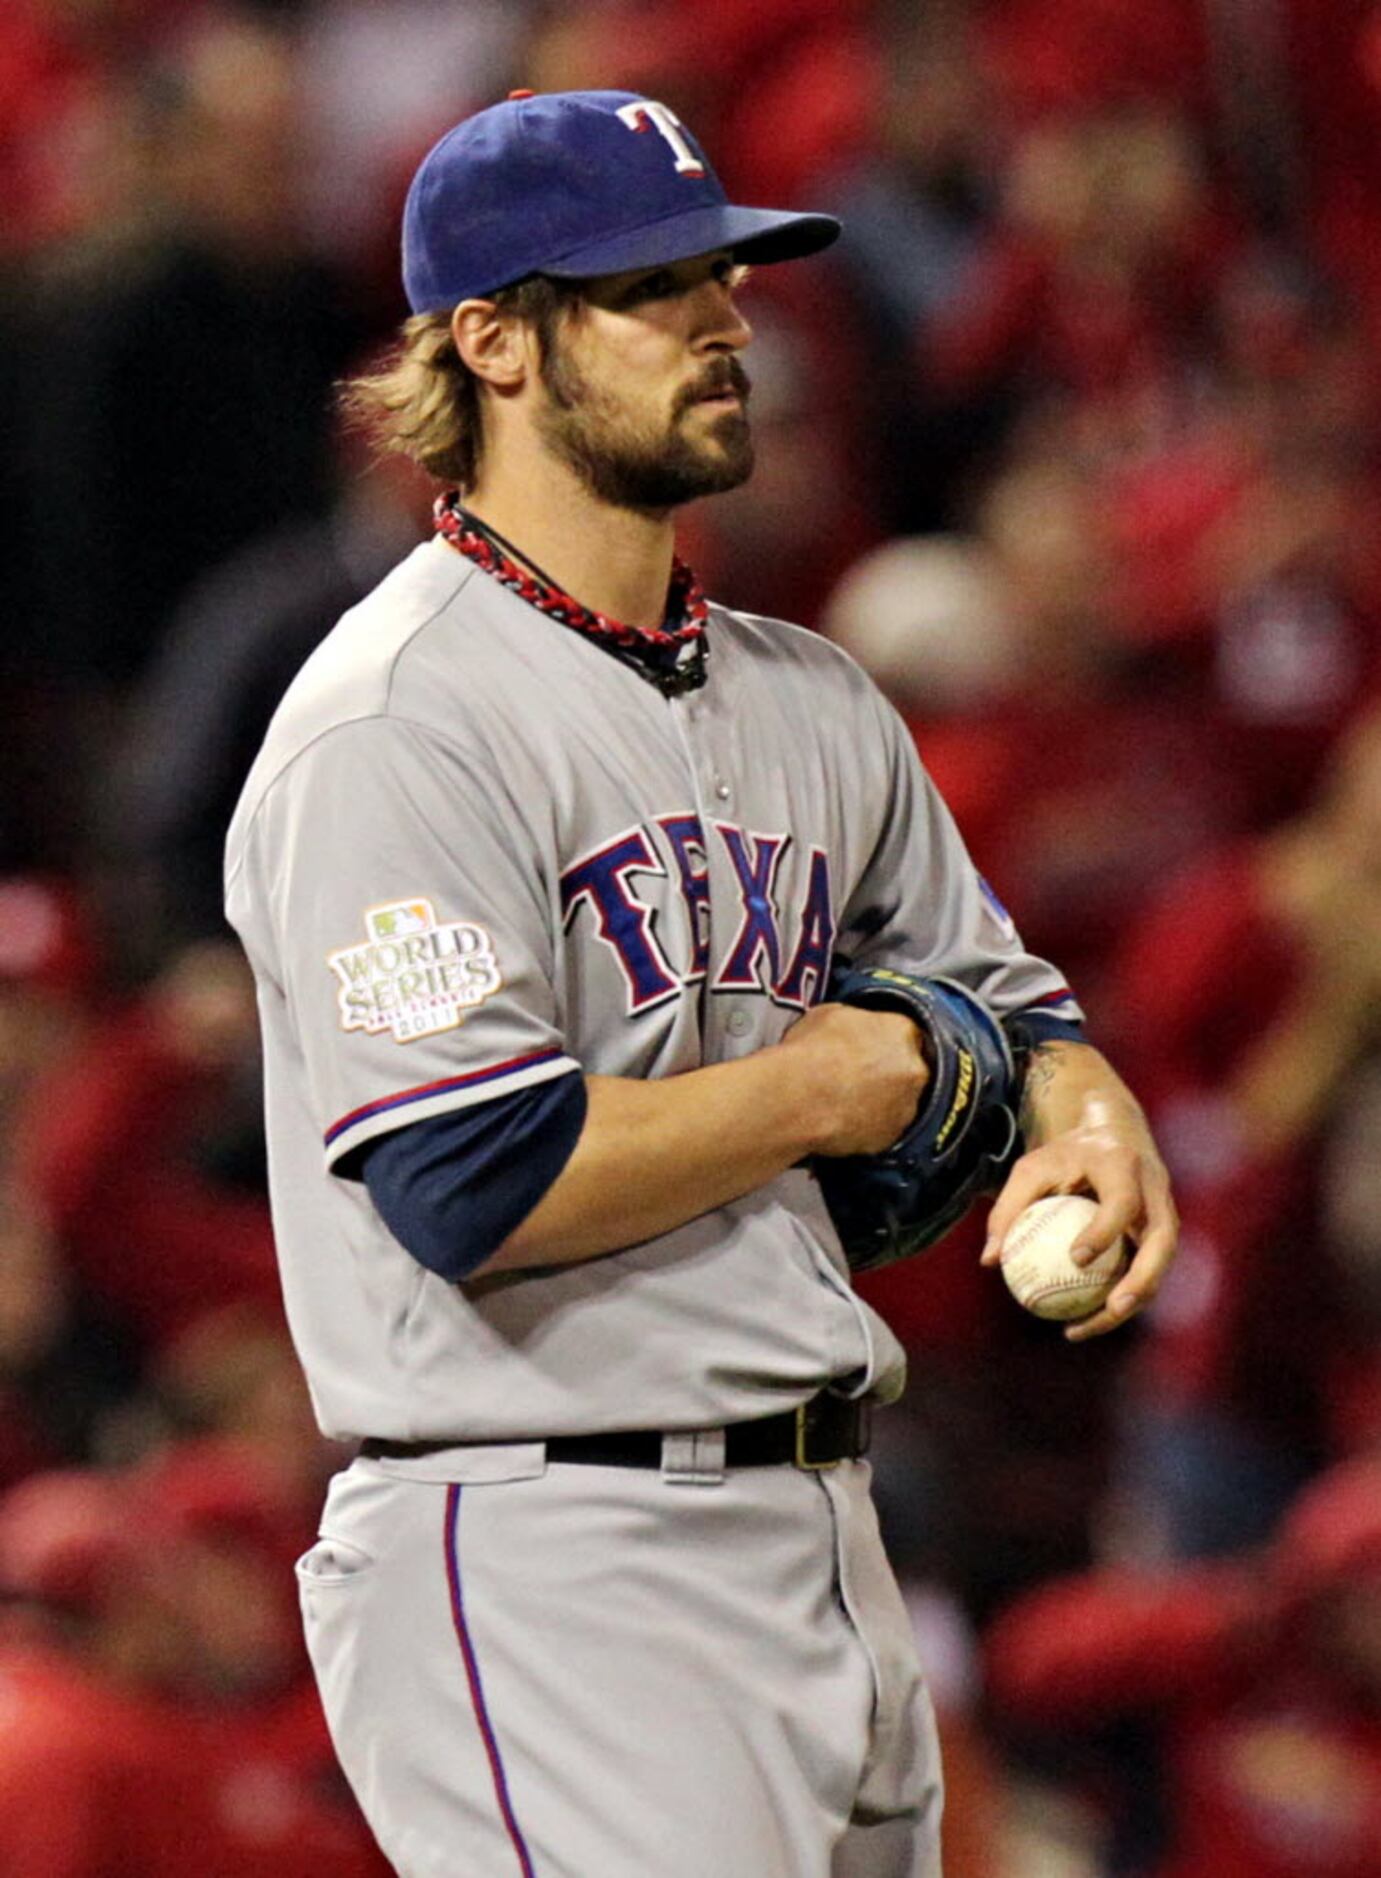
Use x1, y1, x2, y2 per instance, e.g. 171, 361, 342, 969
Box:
727, 1008, 751, 1038
714, 779, 731, 801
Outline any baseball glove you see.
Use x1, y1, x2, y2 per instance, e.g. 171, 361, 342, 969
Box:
813, 963, 1021, 1273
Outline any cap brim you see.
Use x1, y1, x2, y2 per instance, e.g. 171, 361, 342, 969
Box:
540, 203, 841, 282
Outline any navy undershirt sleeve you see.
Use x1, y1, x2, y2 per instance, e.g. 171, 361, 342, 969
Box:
353, 1071, 588, 1282
1006, 1012, 1087, 1048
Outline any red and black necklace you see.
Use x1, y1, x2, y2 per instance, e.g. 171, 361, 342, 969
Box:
433, 493, 709, 697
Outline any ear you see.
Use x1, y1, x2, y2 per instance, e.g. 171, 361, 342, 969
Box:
451, 299, 532, 390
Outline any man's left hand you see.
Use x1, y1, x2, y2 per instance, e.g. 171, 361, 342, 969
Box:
980, 1043, 1179, 1341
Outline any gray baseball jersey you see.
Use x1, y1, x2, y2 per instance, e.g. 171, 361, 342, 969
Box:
224, 535, 1080, 1445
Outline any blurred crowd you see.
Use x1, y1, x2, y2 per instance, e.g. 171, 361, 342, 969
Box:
2, 3, 1380, 1874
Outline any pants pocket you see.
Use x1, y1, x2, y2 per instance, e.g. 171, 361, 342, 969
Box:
295, 1534, 377, 1588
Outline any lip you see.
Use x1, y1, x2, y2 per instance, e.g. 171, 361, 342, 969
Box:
691, 391, 745, 408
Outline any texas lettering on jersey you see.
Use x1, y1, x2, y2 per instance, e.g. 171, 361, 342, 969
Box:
561, 812, 835, 1016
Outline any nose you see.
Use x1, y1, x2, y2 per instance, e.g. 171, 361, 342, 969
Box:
692, 277, 752, 354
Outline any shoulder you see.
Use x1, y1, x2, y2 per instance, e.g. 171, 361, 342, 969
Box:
272, 537, 486, 728
228, 541, 516, 814
709, 601, 901, 737
709, 601, 881, 696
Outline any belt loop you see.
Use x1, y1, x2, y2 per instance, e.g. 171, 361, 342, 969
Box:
660, 1429, 727, 1486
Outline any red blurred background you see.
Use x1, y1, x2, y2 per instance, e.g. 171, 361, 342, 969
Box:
2, 4, 1380, 1873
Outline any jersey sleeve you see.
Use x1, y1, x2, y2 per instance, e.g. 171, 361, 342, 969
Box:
228, 713, 579, 1170
358, 1073, 588, 1280
839, 692, 1084, 1027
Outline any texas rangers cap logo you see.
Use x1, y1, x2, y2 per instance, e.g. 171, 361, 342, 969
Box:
328, 899, 502, 1044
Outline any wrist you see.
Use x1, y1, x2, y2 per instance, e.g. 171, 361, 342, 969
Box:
761, 1038, 836, 1160
1019, 1044, 1149, 1148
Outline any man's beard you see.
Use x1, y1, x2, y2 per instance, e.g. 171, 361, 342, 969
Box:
535, 348, 754, 512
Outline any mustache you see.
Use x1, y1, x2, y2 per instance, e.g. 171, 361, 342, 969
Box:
676, 359, 752, 416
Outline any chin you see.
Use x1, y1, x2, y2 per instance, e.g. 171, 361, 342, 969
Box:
691, 416, 753, 481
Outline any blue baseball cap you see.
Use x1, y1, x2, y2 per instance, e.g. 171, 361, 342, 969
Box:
402, 89, 841, 314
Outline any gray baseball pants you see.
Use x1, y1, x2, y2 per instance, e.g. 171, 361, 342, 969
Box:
298, 1448, 944, 1876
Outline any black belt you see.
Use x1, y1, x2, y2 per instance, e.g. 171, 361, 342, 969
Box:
361, 1393, 871, 1473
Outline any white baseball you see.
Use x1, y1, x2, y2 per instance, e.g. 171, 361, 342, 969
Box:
999, 1194, 1128, 1321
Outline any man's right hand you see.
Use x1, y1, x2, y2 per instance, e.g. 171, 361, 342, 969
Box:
780, 1004, 931, 1158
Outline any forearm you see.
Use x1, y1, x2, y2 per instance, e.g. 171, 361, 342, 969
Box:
480, 1055, 823, 1274
480, 999, 929, 1276
1018, 1038, 1157, 1152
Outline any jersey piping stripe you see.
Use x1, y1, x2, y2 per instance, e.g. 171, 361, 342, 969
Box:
1019, 988, 1078, 1010
444, 1484, 537, 1878
324, 1049, 567, 1147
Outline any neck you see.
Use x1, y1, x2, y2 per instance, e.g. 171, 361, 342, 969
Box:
464, 447, 678, 630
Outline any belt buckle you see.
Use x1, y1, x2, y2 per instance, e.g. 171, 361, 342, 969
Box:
794, 1398, 842, 1471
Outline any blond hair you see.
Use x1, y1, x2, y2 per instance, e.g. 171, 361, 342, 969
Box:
339, 277, 584, 489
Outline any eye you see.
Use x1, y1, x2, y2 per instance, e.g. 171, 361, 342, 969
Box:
622, 269, 678, 305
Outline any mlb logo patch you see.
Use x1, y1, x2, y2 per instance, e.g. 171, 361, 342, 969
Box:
329, 899, 502, 1044
366, 902, 432, 941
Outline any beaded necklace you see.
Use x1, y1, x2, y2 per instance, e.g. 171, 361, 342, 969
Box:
433, 493, 709, 697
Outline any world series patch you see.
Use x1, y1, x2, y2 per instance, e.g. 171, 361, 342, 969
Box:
329, 900, 501, 1043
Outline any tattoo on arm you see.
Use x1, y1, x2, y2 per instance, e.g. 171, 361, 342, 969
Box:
1018, 1043, 1061, 1137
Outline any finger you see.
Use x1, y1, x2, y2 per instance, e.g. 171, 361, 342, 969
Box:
1068, 1168, 1143, 1266
1104, 1206, 1178, 1316
1066, 1205, 1178, 1342
1064, 1294, 1138, 1341
980, 1154, 1069, 1264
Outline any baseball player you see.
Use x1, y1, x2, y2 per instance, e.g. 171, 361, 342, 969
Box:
224, 90, 1177, 1878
